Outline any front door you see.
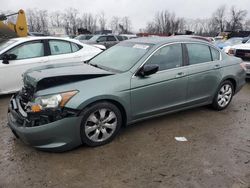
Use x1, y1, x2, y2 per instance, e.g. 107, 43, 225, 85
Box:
0, 40, 47, 93
131, 43, 188, 120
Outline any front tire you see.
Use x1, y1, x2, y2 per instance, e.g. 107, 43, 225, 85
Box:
212, 80, 234, 110
80, 102, 122, 147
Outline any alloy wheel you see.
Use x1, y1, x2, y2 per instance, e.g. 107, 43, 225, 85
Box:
217, 84, 233, 108
84, 108, 117, 142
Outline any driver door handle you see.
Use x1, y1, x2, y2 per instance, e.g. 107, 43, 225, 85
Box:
214, 64, 220, 69
176, 72, 185, 78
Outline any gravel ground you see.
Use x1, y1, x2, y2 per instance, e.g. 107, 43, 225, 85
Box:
0, 81, 249, 188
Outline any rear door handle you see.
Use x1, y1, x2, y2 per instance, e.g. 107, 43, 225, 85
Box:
176, 72, 185, 78
214, 64, 220, 69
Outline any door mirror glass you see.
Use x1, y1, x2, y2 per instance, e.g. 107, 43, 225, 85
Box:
137, 64, 159, 77
2, 54, 17, 64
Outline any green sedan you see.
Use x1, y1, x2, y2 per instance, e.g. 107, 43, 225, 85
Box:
7, 36, 246, 151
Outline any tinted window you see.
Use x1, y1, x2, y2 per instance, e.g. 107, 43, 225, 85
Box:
97, 36, 107, 42
210, 47, 220, 61
186, 44, 212, 65
49, 40, 72, 55
107, 36, 116, 41
146, 44, 183, 71
6, 41, 44, 60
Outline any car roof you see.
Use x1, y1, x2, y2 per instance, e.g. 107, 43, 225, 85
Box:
125, 36, 211, 45
9, 36, 82, 43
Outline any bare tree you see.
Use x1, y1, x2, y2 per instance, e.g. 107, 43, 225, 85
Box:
26, 9, 49, 34
244, 19, 250, 30
110, 16, 120, 34
227, 6, 248, 31
98, 11, 106, 31
211, 5, 227, 33
64, 8, 79, 34
81, 13, 97, 33
120, 16, 132, 33
50, 11, 63, 27
145, 10, 184, 35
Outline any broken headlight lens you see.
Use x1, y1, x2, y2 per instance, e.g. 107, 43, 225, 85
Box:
31, 91, 78, 112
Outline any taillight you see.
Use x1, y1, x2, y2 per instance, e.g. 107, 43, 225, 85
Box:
240, 62, 247, 71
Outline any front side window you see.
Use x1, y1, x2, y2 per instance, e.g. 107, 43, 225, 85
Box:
210, 47, 220, 61
49, 40, 72, 55
145, 44, 183, 71
6, 41, 44, 60
186, 43, 212, 65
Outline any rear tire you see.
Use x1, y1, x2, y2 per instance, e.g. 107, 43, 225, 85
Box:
80, 102, 122, 147
212, 80, 234, 111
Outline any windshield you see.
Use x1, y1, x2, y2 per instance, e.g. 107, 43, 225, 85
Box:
224, 38, 243, 45
89, 42, 153, 72
0, 39, 17, 52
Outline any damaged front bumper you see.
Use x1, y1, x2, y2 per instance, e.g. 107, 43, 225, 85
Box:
7, 94, 83, 152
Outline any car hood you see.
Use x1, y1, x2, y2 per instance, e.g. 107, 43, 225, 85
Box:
231, 43, 250, 50
23, 62, 113, 91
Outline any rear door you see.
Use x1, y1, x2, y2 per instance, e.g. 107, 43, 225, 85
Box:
185, 43, 222, 105
0, 40, 48, 93
131, 43, 188, 120
47, 39, 82, 64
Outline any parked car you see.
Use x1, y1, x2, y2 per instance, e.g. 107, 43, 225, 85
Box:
119, 34, 138, 40
0, 36, 102, 94
226, 39, 250, 78
7, 36, 246, 151
216, 37, 243, 49
242, 36, 250, 43
75, 34, 93, 41
82, 34, 120, 48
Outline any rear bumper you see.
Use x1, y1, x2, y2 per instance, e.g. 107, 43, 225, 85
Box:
7, 96, 83, 152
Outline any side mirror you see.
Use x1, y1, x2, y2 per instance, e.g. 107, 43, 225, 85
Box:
136, 64, 159, 77
2, 54, 17, 64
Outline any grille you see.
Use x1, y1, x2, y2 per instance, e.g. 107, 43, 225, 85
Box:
235, 49, 250, 60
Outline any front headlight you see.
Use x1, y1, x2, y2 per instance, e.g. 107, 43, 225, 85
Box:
31, 90, 78, 112
227, 48, 235, 55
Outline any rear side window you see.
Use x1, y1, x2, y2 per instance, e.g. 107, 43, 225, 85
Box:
107, 36, 116, 41
210, 47, 220, 61
71, 42, 81, 52
146, 44, 183, 71
6, 41, 44, 60
186, 44, 212, 65
49, 40, 72, 55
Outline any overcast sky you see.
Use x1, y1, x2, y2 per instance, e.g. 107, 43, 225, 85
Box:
1, 0, 250, 31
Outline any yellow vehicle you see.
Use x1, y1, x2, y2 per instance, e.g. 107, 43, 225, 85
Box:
0, 9, 28, 39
